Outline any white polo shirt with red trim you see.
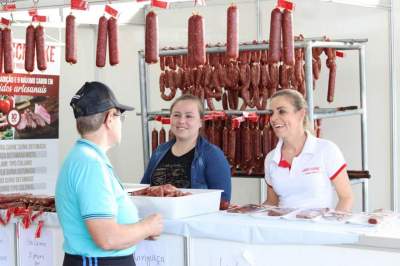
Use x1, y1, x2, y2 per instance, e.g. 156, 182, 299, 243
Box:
264, 132, 347, 209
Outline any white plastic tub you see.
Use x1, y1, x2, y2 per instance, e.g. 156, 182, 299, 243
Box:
123, 183, 149, 193
130, 189, 222, 219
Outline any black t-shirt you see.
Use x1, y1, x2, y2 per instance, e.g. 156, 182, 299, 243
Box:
150, 147, 195, 188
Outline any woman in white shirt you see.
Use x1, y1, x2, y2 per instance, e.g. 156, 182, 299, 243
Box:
264, 89, 353, 212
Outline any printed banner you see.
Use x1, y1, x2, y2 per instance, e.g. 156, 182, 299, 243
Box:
0, 39, 60, 195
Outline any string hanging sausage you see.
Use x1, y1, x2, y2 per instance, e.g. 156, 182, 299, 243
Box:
25, 25, 35, 72
66, 14, 77, 64
145, 11, 159, 64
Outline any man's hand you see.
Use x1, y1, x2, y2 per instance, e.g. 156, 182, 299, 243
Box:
141, 213, 163, 239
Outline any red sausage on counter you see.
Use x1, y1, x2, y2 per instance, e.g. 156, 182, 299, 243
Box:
282, 9, 294, 66
0, 29, 2, 73
145, 11, 159, 64
226, 5, 239, 60
66, 14, 77, 64
108, 17, 119, 66
96, 16, 108, 67
35, 25, 47, 71
268, 8, 282, 64
3, 28, 14, 74
25, 25, 36, 72
188, 14, 206, 67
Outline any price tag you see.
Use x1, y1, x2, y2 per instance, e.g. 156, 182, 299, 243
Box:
71, 0, 88, 10
277, 0, 294, 11
105, 5, 119, 18
336, 51, 345, 58
1, 17, 11, 27
2, 4, 16, 11
151, 0, 169, 9
32, 15, 47, 22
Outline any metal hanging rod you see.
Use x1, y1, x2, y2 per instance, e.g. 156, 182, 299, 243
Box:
138, 38, 368, 57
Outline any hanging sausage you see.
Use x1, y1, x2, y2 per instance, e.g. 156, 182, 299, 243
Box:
25, 24, 36, 72
145, 11, 159, 64
65, 14, 77, 64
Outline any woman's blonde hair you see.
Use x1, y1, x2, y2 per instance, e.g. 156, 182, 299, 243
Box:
270, 89, 311, 131
170, 94, 204, 118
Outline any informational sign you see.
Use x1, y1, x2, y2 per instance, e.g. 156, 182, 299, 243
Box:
0, 39, 60, 195
0, 223, 15, 266
18, 224, 53, 266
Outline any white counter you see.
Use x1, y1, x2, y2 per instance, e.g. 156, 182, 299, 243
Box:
2, 210, 400, 266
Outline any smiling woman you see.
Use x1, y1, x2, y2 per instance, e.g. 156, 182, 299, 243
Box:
141, 95, 232, 209
264, 89, 353, 212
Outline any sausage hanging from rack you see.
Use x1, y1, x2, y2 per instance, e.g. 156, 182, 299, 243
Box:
268, 8, 282, 64
188, 14, 206, 67
151, 128, 159, 151
145, 11, 158, 64
25, 24, 36, 72
35, 24, 47, 71
282, 9, 294, 66
325, 47, 337, 103
159, 127, 166, 144
108, 17, 119, 66
228, 126, 236, 165
3, 28, 13, 73
66, 14, 77, 64
226, 4, 239, 60
96, 16, 108, 67
0, 29, 3, 73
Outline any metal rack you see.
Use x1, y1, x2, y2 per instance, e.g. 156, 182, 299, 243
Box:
137, 37, 370, 211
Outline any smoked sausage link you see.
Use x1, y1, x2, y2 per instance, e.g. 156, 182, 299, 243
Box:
226, 5, 239, 60
96, 16, 108, 67
3, 28, 14, 74
188, 14, 206, 67
35, 25, 47, 71
108, 17, 119, 66
145, 11, 159, 64
282, 9, 294, 66
159, 127, 166, 144
66, 14, 77, 64
268, 8, 282, 64
0, 29, 2, 73
25, 25, 36, 72
151, 128, 159, 152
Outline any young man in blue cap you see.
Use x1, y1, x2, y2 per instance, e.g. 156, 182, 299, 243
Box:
56, 81, 163, 266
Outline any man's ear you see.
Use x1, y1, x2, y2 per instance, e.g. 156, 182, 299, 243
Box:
104, 111, 113, 128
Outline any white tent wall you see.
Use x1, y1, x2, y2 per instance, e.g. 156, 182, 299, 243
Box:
46, 0, 391, 211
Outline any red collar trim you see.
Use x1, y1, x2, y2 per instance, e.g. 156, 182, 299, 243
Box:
278, 159, 291, 170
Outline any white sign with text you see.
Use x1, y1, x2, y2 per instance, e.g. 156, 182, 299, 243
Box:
19, 224, 53, 266
0, 223, 15, 266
